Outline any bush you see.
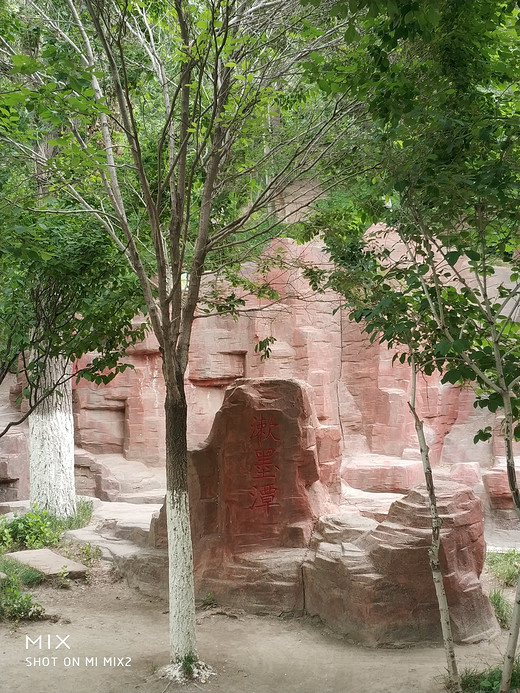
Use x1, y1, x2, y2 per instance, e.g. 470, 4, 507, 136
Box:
0, 576, 44, 621
0, 499, 94, 552
0, 518, 13, 551
6, 508, 62, 550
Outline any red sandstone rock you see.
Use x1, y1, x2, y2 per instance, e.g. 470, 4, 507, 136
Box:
341, 454, 424, 493
151, 378, 331, 610
188, 378, 328, 554
304, 481, 498, 646
482, 465, 515, 510
3, 238, 520, 528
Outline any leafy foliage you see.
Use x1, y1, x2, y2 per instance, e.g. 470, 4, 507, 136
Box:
0, 578, 45, 621
2, 508, 62, 550
0, 500, 93, 551
301, 0, 520, 442
458, 659, 520, 693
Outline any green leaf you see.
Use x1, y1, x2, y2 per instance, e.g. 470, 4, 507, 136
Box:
344, 23, 360, 43
10, 54, 41, 75
445, 251, 461, 267
435, 339, 451, 356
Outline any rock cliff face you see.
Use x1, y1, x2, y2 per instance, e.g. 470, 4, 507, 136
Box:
67, 238, 515, 515
0, 237, 512, 644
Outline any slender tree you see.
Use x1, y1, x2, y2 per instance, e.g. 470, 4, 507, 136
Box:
299, 2, 520, 689
0, 0, 368, 673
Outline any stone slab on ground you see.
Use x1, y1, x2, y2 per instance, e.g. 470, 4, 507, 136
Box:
6, 549, 88, 578
65, 526, 143, 560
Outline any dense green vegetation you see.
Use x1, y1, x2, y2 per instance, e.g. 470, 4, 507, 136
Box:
0, 499, 94, 621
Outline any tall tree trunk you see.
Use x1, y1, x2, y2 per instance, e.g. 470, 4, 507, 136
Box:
29, 355, 76, 518
164, 370, 197, 661
409, 360, 461, 693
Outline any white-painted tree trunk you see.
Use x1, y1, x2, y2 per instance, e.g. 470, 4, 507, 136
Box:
28, 356, 76, 518
166, 488, 197, 661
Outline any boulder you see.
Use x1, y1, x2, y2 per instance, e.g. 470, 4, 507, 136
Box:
482, 465, 515, 510
188, 378, 329, 556
149, 378, 331, 612
303, 481, 498, 646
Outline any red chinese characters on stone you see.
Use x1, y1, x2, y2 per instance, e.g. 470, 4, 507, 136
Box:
249, 414, 280, 515
249, 483, 279, 515
250, 413, 280, 445
252, 448, 280, 480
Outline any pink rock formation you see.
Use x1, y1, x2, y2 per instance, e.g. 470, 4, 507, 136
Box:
150, 377, 331, 612
189, 378, 328, 551
3, 236, 516, 519
304, 481, 498, 645
68, 238, 517, 515
74, 324, 166, 466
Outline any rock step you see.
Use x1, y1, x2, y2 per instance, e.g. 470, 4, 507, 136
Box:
6, 549, 88, 578
65, 527, 142, 560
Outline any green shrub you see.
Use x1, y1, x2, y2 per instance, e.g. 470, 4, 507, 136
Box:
0, 499, 94, 552
459, 658, 520, 693
0, 576, 44, 621
486, 550, 520, 587
7, 508, 62, 549
489, 589, 513, 628
0, 517, 13, 551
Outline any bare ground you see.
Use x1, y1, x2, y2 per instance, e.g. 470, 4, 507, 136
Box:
0, 558, 514, 693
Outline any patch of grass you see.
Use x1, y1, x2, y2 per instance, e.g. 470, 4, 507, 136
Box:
459, 658, 520, 693
200, 592, 217, 609
57, 540, 102, 569
48, 499, 94, 533
80, 542, 102, 566
146, 661, 159, 676
180, 652, 197, 679
0, 555, 45, 587
489, 589, 513, 628
486, 550, 520, 587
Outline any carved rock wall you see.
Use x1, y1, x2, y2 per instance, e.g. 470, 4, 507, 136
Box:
2, 238, 517, 516
74, 326, 166, 466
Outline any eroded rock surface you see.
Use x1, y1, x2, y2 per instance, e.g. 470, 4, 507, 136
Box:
304, 482, 498, 645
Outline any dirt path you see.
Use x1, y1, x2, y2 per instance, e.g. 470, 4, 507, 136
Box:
0, 566, 512, 693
